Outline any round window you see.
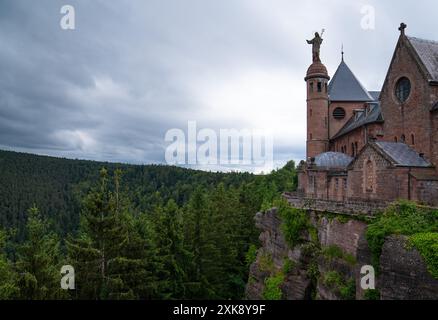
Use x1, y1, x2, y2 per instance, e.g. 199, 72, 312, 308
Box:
333, 107, 346, 120
395, 77, 411, 103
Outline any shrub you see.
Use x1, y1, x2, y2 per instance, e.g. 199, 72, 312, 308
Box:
366, 200, 438, 271
245, 244, 258, 267
364, 289, 380, 300
263, 273, 284, 300
339, 279, 356, 300
322, 245, 356, 265
409, 232, 438, 279
282, 258, 296, 275
322, 245, 344, 260
275, 199, 309, 248
259, 252, 274, 272
323, 271, 356, 300
323, 271, 343, 288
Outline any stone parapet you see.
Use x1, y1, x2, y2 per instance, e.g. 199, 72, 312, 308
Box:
283, 192, 389, 218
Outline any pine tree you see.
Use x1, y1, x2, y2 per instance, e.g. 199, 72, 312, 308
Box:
67, 168, 151, 299
183, 187, 217, 298
152, 199, 190, 299
0, 230, 19, 299
15, 206, 66, 300
207, 183, 242, 299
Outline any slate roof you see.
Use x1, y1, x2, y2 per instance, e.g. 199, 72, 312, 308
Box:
368, 91, 381, 101
408, 36, 438, 82
314, 152, 353, 169
328, 60, 374, 101
331, 102, 383, 140
374, 141, 432, 167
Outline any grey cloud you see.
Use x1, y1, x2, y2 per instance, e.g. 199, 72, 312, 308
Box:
1, 0, 438, 170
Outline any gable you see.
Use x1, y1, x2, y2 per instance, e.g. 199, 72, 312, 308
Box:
348, 143, 391, 171
380, 34, 430, 101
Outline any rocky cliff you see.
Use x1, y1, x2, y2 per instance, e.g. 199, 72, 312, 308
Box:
246, 207, 438, 300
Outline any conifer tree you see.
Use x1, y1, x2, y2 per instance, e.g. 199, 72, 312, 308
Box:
183, 187, 217, 298
152, 199, 190, 299
15, 206, 66, 300
67, 168, 151, 299
0, 230, 19, 299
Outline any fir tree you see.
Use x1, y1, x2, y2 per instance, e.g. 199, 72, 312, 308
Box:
153, 199, 190, 299
0, 230, 19, 299
15, 206, 66, 300
67, 168, 150, 299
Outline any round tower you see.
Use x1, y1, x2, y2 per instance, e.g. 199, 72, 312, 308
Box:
305, 32, 330, 160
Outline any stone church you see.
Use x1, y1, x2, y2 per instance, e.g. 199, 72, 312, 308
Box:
297, 23, 438, 207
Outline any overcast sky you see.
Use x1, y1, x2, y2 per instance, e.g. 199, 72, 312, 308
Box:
1, 0, 437, 172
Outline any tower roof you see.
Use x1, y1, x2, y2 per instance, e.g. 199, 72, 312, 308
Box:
328, 60, 374, 101
305, 61, 330, 81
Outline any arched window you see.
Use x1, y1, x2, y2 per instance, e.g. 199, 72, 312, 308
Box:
366, 159, 374, 192
355, 142, 359, 154
411, 134, 415, 145
309, 82, 314, 92
310, 133, 313, 140
317, 82, 322, 92
401, 134, 406, 143
351, 142, 355, 156
394, 136, 398, 142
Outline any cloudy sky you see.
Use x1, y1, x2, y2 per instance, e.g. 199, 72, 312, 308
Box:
1, 0, 437, 172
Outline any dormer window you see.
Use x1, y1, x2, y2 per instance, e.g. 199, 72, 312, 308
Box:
395, 77, 411, 103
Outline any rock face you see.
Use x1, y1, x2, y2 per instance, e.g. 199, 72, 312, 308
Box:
246, 208, 438, 300
245, 209, 312, 300
380, 235, 438, 300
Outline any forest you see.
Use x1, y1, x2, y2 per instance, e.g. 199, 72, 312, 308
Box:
0, 150, 297, 299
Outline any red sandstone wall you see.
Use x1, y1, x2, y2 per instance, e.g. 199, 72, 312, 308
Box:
307, 79, 329, 159
380, 36, 433, 160
330, 122, 383, 156
347, 145, 411, 201
328, 175, 347, 201
328, 102, 366, 139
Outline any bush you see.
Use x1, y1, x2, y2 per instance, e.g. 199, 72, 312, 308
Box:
366, 200, 438, 271
245, 244, 258, 267
323, 271, 355, 300
364, 289, 380, 300
322, 245, 357, 265
275, 199, 309, 248
322, 245, 344, 260
259, 252, 274, 272
263, 273, 284, 300
409, 232, 438, 279
323, 271, 343, 288
282, 258, 296, 275
339, 279, 356, 300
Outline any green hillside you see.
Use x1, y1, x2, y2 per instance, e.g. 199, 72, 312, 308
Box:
0, 149, 297, 299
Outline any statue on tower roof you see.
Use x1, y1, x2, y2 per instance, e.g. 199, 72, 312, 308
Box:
307, 30, 324, 63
